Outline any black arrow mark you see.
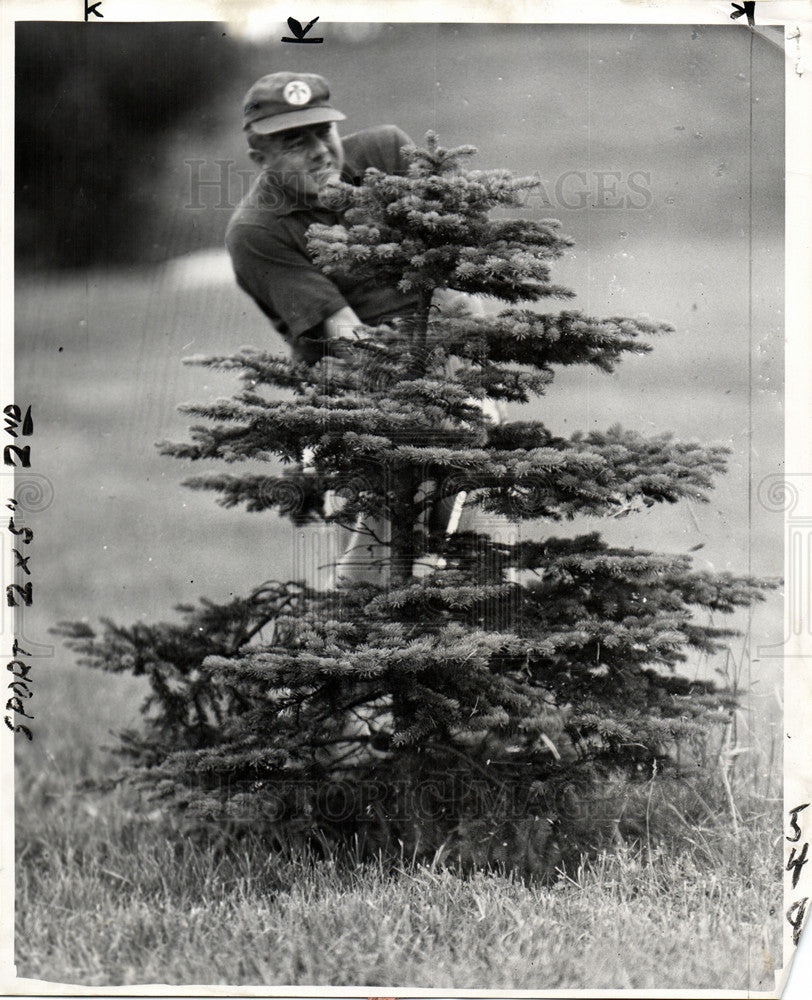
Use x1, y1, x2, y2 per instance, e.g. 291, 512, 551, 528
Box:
282, 16, 323, 44
730, 2, 756, 27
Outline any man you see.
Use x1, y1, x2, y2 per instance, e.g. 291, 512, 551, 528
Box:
227, 71, 428, 585
226, 70, 421, 365
226, 72, 495, 585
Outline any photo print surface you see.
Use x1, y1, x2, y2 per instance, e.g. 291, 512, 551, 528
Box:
3, 7, 809, 996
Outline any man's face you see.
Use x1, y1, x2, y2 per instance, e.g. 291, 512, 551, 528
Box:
250, 123, 345, 201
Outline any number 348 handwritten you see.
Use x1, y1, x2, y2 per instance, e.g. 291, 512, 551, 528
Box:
787, 803, 810, 947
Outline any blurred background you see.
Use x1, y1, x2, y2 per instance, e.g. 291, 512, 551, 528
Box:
14, 22, 784, 773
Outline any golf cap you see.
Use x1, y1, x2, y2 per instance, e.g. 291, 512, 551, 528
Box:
242, 71, 346, 135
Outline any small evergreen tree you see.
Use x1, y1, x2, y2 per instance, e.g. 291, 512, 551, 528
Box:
58, 136, 774, 872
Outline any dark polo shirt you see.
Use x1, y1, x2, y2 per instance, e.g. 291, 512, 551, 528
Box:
226, 124, 420, 364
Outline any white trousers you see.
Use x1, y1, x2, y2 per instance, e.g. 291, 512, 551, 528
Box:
300, 291, 511, 590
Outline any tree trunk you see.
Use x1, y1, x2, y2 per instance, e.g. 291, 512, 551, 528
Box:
388, 295, 433, 585
389, 469, 417, 586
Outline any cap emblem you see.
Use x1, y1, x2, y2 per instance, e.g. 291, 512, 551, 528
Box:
283, 80, 312, 106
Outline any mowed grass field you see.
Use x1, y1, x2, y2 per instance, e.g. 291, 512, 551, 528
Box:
17, 744, 782, 991
13, 670, 785, 991
11, 263, 785, 991
15, 646, 783, 991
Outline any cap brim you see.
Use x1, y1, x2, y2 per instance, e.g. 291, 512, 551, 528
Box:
246, 107, 346, 135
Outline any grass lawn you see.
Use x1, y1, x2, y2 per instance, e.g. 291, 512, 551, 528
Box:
16, 708, 781, 991
12, 258, 784, 991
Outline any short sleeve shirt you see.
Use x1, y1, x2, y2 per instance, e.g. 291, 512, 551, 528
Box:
226, 124, 420, 364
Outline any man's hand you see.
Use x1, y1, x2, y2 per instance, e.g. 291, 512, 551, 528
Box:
324, 305, 368, 345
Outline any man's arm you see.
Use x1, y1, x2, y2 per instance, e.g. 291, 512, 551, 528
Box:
301, 306, 365, 469
226, 221, 348, 356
